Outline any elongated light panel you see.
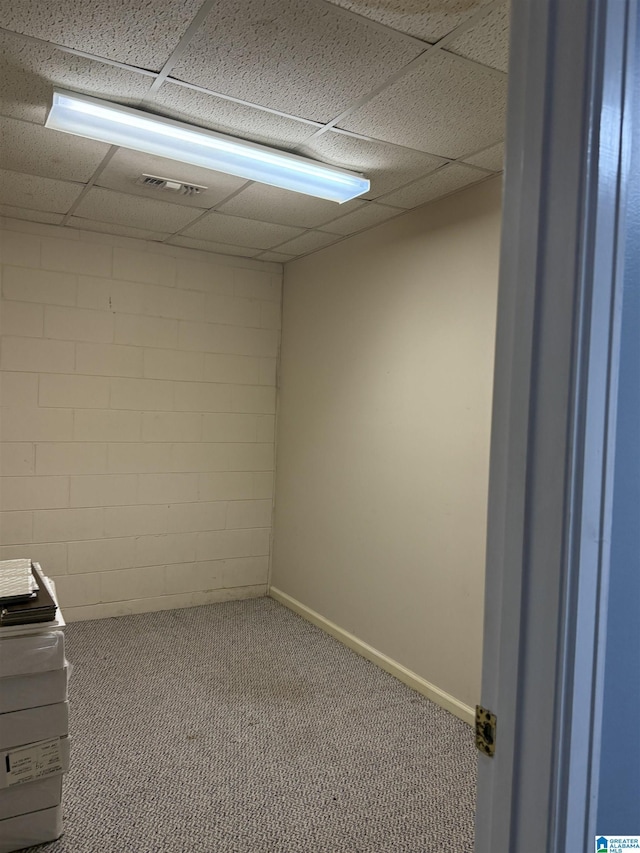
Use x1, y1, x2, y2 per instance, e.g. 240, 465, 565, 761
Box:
46, 90, 369, 203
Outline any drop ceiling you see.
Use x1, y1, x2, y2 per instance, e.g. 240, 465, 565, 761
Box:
0, 0, 509, 262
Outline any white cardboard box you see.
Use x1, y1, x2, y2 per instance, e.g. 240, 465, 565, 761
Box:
0, 805, 63, 853
0, 776, 62, 822
0, 736, 69, 820
0, 702, 68, 752
0, 632, 66, 679
0, 667, 68, 715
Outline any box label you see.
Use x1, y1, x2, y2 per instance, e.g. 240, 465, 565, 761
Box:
5, 738, 63, 786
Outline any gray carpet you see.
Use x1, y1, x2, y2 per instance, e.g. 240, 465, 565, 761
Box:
34, 597, 476, 852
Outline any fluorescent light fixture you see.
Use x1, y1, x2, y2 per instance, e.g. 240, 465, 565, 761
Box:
46, 90, 370, 203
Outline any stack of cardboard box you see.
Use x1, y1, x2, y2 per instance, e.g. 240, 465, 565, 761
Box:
0, 571, 69, 853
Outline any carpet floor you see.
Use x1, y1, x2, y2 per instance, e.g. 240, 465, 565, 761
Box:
33, 597, 476, 852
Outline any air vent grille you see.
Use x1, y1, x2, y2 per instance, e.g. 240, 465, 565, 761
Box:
136, 174, 208, 196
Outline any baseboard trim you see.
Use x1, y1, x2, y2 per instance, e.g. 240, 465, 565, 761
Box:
269, 587, 474, 726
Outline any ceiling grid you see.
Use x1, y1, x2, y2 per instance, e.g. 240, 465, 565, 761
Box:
0, 0, 509, 261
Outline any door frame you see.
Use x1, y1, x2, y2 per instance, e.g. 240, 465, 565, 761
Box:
475, 0, 635, 850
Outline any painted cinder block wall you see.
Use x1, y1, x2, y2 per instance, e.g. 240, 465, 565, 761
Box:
0, 217, 281, 620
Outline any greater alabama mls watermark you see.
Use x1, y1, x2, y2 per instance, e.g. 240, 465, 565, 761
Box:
596, 837, 640, 852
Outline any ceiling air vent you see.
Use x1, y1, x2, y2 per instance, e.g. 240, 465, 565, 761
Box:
136, 174, 208, 197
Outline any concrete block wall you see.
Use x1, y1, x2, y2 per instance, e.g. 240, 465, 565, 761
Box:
0, 217, 281, 620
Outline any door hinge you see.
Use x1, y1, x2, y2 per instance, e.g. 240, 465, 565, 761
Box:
475, 705, 497, 757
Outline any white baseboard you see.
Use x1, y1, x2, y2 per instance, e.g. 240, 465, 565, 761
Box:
269, 587, 474, 726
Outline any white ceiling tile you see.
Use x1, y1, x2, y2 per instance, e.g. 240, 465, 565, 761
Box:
216, 184, 363, 229
95, 148, 247, 209
151, 83, 319, 148
0, 205, 64, 225
67, 217, 169, 242
300, 131, 447, 199
320, 203, 403, 235
0, 116, 110, 183
182, 212, 304, 250
170, 0, 424, 123
0, 30, 153, 125
463, 142, 504, 172
0, 169, 83, 213
380, 163, 489, 208
73, 188, 202, 232
168, 236, 261, 259
256, 251, 295, 263
340, 50, 507, 158
323, 0, 496, 43
272, 230, 340, 256
445, 4, 510, 73
0, 3, 510, 256
0, 0, 203, 71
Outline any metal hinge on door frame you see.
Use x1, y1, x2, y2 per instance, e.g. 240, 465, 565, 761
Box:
476, 705, 497, 757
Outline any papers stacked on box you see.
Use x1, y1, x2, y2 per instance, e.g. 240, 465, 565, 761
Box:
0, 561, 57, 627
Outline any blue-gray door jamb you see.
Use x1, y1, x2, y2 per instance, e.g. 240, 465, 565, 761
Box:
475, 1, 635, 850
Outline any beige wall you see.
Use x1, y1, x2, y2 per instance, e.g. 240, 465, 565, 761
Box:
271, 177, 501, 709
0, 217, 281, 620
